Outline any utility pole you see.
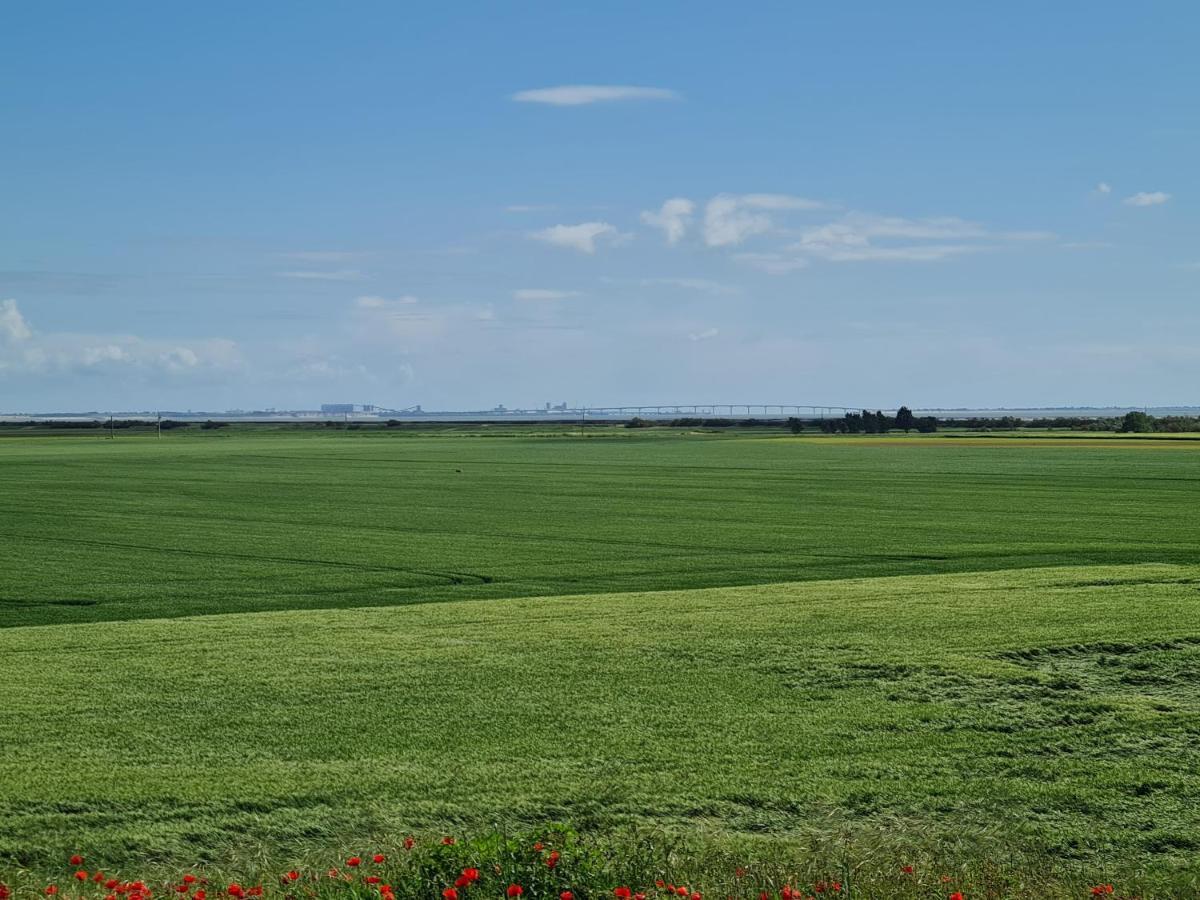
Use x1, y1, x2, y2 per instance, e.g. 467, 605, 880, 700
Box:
108, 414, 115, 440
157, 412, 162, 439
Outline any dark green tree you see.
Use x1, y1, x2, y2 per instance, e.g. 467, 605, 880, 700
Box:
895, 405, 915, 431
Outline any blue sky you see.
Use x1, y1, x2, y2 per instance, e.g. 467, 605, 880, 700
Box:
1, 1, 1197, 411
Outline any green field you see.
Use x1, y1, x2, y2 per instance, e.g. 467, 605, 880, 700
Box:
2, 428, 1199, 888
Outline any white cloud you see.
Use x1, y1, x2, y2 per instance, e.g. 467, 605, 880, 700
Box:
277, 269, 368, 281
640, 277, 742, 295
1, 299, 32, 342
1124, 191, 1170, 207
355, 294, 418, 309
531, 222, 627, 254
641, 198, 695, 244
688, 327, 720, 342
277, 251, 366, 262
513, 289, 580, 301
1096, 182, 1112, 194
703, 193, 824, 247
506, 204, 556, 213
511, 85, 680, 106
733, 252, 811, 274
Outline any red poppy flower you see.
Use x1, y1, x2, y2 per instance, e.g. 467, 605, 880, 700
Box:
831, 885, 841, 894
195, 891, 206, 900
175, 885, 188, 893
75, 871, 88, 882
403, 837, 415, 850
462, 869, 480, 883
442, 837, 456, 846
533, 843, 544, 852
366, 877, 381, 885
70, 856, 84, 866
284, 873, 299, 883
759, 893, 770, 900
635, 894, 646, 900
107, 880, 120, 890
442, 890, 458, 900
0, 885, 9, 900
655, 883, 665, 890
347, 858, 362, 868
546, 852, 560, 870
901, 867, 913, 876
814, 884, 826, 895
781, 888, 793, 900
616, 888, 632, 899
227, 885, 244, 898
949, 893, 964, 900
373, 855, 386, 864
507, 885, 524, 898
455, 877, 469, 889
45, 888, 59, 896
735, 869, 745, 879
690, 893, 701, 900
561, 893, 574, 900
248, 888, 262, 898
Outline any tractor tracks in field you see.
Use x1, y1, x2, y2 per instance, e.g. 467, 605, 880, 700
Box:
0, 531, 493, 586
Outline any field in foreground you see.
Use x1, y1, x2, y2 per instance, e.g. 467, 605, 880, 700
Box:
1, 429, 1199, 893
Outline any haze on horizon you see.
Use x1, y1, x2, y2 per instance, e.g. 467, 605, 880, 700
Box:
1, 2, 1197, 413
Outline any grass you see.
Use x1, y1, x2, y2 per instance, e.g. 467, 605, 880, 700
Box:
1, 428, 1199, 893
2, 428, 1199, 628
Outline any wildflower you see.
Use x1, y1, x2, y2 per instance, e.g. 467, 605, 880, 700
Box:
901, 866, 914, 875
462, 869, 480, 884
507, 886, 524, 898
70, 856, 84, 866
635, 894, 646, 900
831, 885, 841, 894
442, 837, 456, 846
75, 871, 89, 882
534, 843, 544, 852
735, 869, 745, 879
616, 889, 632, 900
284, 874, 299, 884
107, 880, 120, 890
546, 852, 560, 869
949, 893, 964, 900
373, 854, 386, 864
248, 888, 263, 897
347, 857, 362, 868
561, 893, 574, 900
0, 885, 9, 900
676, 888, 688, 898
655, 883, 665, 890
227, 884, 244, 898
691, 893, 701, 900
403, 837, 415, 850
759, 893, 770, 900
45, 888, 59, 897
94, 873, 106, 884
183, 876, 197, 886
195, 892, 207, 900
365, 877, 381, 885
782, 888, 793, 900
443, 890, 458, 900
175, 886, 189, 894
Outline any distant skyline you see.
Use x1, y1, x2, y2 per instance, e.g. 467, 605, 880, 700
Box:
2, 2, 1198, 412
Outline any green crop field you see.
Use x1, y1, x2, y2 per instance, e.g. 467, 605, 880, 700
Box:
2, 427, 1199, 892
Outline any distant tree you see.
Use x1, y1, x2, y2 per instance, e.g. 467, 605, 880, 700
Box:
1120, 411, 1154, 433
915, 416, 938, 433
895, 406, 915, 432
786, 417, 805, 434
626, 417, 651, 428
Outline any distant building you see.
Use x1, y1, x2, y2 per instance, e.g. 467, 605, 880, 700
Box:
321, 403, 375, 414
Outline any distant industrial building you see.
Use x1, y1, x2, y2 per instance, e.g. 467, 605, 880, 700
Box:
320, 403, 375, 414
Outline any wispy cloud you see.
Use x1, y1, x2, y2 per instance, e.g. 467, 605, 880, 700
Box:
276, 251, 366, 262
505, 204, 557, 213
356, 295, 418, 309
733, 252, 811, 274
703, 193, 824, 247
641, 198, 695, 244
688, 327, 720, 342
1124, 191, 1171, 207
530, 222, 627, 254
1096, 182, 1112, 195
640, 277, 743, 295
511, 85, 680, 106
513, 289, 580, 301
277, 269, 368, 281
